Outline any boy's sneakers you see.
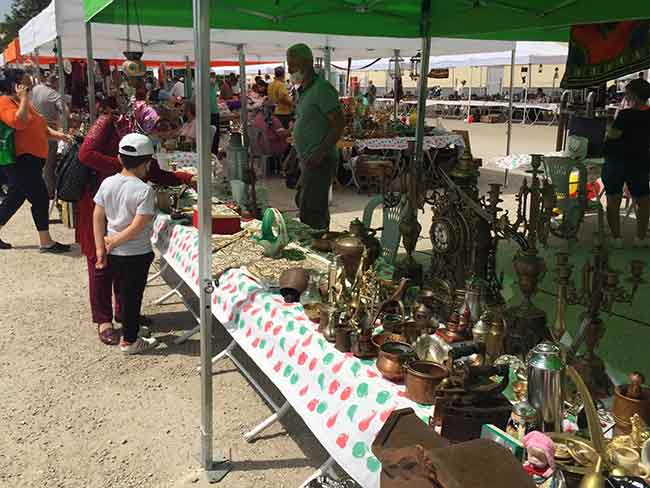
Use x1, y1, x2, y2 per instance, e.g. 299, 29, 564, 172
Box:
120, 336, 159, 355
138, 325, 152, 338
633, 237, 650, 249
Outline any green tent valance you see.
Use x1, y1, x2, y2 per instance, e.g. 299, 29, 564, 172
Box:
83, 0, 650, 42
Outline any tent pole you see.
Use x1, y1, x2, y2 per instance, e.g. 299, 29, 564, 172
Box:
467, 66, 472, 121
55, 36, 68, 130
505, 46, 516, 186
193, 0, 231, 480
34, 48, 41, 83
83, 27, 96, 125
238, 45, 248, 148
413, 0, 431, 179
393, 49, 400, 120
185, 56, 193, 99
323, 46, 332, 85
346, 57, 352, 96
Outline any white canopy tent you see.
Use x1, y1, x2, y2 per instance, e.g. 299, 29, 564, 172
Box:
347, 41, 567, 71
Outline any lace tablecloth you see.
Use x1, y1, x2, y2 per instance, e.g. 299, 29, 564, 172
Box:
354, 134, 465, 152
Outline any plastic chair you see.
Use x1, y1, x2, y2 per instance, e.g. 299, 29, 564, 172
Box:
362, 194, 406, 265
543, 156, 587, 239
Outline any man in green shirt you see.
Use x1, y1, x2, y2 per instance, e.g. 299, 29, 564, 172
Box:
284, 43, 344, 230
209, 71, 220, 154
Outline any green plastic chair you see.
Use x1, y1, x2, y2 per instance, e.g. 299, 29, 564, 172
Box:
362, 194, 406, 265
543, 156, 588, 239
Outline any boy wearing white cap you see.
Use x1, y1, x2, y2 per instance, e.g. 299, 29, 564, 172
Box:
92, 133, 159, 354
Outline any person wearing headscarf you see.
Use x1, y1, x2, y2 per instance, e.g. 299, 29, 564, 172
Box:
252, 99, 290, 175
77, 95, 194, 346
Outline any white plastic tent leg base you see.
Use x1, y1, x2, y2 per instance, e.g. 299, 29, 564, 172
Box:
243, 401, 291, 443
206, 340, 291, 443
153, 284, 182, 305
298, 457, 337, 488
151, 280, 201, 344
147, 260, 168, 283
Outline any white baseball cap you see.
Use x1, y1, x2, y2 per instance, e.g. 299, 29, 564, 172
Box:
118, 133, 154, 157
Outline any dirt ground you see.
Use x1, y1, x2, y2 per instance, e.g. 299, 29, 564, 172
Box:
0, 121, 562, 488
0, 201, 332, 488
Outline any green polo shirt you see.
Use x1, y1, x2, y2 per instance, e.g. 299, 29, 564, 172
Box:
293, 74, 340, 161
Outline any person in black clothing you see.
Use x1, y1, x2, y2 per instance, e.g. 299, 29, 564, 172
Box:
602, 78, 650, 248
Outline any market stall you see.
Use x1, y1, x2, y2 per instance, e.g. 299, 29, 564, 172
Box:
83, 1, 650, 487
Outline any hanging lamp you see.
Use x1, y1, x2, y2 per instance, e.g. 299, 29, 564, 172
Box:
122, 0, 147, 78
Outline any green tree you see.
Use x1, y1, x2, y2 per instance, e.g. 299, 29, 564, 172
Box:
1, 0, 50, 50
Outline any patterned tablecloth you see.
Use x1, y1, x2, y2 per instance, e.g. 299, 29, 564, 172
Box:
494, 152, 605, 171
151, 214, 431, 488
154, 151, 219, 171
354, 134, 465, 152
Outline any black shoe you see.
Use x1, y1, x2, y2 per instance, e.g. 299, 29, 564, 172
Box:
40, 242, 71, 254
0, 239, 12, 250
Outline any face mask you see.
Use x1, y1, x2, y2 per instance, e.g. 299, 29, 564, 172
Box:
290, 70, 304, 85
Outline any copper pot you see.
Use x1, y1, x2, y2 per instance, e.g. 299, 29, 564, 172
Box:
405, 361, 448, 405
376, 341, 415, 383
155, 188, 173, 213
311, 238, 333, 253
613, 372, 650, 435
279, 268, 310, 303
334, 236, 365, 282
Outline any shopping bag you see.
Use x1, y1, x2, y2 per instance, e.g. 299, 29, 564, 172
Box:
0, 121, 16, 166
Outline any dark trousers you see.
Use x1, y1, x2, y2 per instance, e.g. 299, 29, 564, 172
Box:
43, 140, 59, 199
298, 154, 337, 230
210, 113, 220, 155
0, 154, 49, 231
108, 252, 154, 343
87, 255, 121, 325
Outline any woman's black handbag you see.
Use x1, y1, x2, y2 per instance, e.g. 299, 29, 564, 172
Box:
56, 137, 93, 202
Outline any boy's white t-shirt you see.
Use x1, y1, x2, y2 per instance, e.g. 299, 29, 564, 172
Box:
94, 174, 156, 256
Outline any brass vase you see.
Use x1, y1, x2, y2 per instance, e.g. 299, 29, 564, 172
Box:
334, 236, 364, 283
505, 249, 550, 356
394, 205, 423, 285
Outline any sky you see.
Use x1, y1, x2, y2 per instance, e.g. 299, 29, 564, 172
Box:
0, 0, 10, 20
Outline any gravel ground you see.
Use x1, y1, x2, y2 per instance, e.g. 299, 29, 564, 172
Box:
0, 205, 329, 488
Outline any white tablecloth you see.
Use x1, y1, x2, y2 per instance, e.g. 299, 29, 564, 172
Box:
151, 215, 431, 488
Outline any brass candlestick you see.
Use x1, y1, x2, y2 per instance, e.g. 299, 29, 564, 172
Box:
562, 207, 645, 398
394, 203, 423, 286
505, 156, 554, 357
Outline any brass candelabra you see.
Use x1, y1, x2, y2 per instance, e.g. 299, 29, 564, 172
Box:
556, 208, 645, 397
505, 155, 556, 357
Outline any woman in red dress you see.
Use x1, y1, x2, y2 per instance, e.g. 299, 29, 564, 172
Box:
77, 98, 194, 344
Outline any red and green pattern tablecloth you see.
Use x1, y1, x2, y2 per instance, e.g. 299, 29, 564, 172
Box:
151, 214, 431, 488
